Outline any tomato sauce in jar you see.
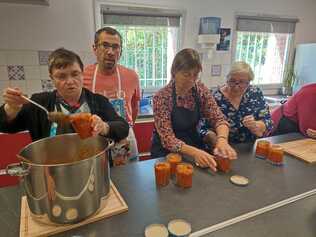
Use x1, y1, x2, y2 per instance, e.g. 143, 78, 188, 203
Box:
215, 156, 231, 173
176, 163, 193, 188
155, 161, 171, 187
166, 153, 182, 176
255, 140, 271, 159
267, 145, 284, 165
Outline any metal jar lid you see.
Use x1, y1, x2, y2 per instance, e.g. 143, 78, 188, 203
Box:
145, 224, 169, 237
168, 219, 192, 237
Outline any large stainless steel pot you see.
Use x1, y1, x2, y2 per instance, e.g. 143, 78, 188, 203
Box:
0, 133, 113, 224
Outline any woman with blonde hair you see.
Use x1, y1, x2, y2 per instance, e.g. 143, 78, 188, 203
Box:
151, 48, 237, 171
201, 61, 273, 144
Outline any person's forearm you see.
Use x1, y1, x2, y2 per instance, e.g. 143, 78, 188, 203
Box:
215, 124, 229, 141
180, 143, 199, 159
4, 104, 21, 122
203, 130, 217, 147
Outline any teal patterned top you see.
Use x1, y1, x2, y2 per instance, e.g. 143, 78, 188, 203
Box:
201, 85, 273, 143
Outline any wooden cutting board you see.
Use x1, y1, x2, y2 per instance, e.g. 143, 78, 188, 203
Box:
20, 181, 128, 237
277, 138, 316, 163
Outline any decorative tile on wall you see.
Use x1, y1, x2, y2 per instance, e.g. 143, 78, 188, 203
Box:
41, 79, 55, 92
8, 65, 25, 80
38, 51, 52, 65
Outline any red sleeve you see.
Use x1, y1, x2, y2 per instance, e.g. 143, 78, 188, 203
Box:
283, 95, 298, 121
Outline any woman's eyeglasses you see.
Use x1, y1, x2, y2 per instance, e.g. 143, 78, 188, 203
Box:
227, 79, 250, 88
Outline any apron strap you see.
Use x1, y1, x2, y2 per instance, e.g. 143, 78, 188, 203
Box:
92, 64, 122, 97
171, 82, 201, 114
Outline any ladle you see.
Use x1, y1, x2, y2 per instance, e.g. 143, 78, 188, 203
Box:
22, 95, 69, 124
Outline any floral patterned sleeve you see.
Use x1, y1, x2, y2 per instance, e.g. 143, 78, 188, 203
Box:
153, 88, 184, 152
253, 88, 273, 134
197, 81, 229, 129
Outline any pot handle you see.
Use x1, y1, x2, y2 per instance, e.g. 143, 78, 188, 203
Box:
0, 163, 29, 176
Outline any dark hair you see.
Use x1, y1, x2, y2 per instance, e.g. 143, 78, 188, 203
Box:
94, 26, 122, 46
171, 48, 202, 77
48, 48, 84, 74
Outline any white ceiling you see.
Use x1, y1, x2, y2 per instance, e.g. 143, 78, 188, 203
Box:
0, 0, 49, 5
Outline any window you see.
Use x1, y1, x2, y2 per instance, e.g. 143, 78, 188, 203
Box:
95, 2, 182, 91
234, 15, 298, 85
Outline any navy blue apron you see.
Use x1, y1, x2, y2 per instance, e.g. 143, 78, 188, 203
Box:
151, 83, 205, 158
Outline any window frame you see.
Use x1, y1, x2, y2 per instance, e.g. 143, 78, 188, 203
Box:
231, 13, 298, 95
94, 0, 185, 93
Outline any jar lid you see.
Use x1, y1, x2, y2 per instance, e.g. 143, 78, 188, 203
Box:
145, 224, 169, 237
168, 219, 192, 236
230, 175, 249, 186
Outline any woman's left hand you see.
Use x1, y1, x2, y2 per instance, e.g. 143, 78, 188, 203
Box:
90, 115, 110, 136
307, 128, 316, 139
243, 115, 265, 137
242, 115, 257, 130
213, 138, 237, 160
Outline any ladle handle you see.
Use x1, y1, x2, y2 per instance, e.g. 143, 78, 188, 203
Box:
0, 163, 29, 176
21, 95, 49, 115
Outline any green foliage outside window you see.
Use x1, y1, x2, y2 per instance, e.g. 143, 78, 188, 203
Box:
113, 26, 169, 89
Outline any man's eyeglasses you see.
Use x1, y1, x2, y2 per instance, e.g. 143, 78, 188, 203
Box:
96, 42, 121, 51
227, 79, 250, 88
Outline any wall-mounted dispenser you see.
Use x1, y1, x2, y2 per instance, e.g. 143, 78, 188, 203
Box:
198, 17, 221, 59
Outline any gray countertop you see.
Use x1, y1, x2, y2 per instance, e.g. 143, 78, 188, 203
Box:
1, 133, 316, 237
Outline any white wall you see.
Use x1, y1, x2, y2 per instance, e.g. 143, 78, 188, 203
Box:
1, 0, 315, 51
0, 0, 315, 95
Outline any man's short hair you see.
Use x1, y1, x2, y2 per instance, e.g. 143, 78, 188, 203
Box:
94, 26, 122, 46
48, 48, 84, 74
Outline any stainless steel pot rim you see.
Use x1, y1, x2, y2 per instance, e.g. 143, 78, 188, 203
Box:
17, 133, 114, 167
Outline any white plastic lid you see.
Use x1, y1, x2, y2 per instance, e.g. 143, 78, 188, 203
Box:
168, 219, 192, 236
145, 224, 169, 237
